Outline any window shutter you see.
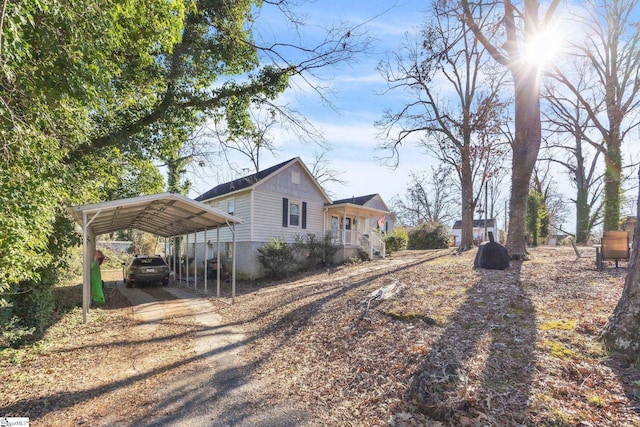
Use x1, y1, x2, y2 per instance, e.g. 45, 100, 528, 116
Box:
282, 198, 288, 227
302, 202, 307, 229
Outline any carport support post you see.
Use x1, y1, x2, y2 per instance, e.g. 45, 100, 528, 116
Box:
185, 233, 190, 286
216, 226, 221, 298
232, 223, 236, 303
82, 212, 90, 323
203, 229, 208, 293
172, 237, 177, 284
179, 235, 183, 283
194, 237, 198, 291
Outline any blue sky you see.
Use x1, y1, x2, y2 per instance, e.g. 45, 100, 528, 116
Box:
188, 1, 435, 209
184, 1, 640, 233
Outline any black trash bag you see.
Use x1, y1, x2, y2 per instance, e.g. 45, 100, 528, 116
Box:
473, 231, 510, 270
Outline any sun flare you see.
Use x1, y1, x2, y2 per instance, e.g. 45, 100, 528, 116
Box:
523, 25, 564, 67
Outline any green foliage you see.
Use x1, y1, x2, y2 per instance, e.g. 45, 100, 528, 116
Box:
1, 213, 80, 347
526, 191, 548, 246
127, 231, 161, 256
0, 316, 36, 349
259, 234, 339, 278
0, 0, 295, 343
257, 238, 297, 279
293, 234, 339, 268
384, 228, 408, 254
407, 222, 450, 250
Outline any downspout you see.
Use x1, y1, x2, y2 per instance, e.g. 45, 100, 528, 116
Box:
323, 207, 328, 236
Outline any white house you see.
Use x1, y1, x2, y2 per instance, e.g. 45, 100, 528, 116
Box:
451, 218, 499, 246
188, 157, 391, 279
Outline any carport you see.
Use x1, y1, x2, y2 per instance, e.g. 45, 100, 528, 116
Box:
68, 192, 243, 323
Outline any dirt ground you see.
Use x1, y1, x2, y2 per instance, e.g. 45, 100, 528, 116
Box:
1, 246, 639, 426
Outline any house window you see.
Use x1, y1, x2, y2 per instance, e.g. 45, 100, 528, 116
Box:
227, 199, 235, 215
331, 216, 339, 230
342, 217, 352, 230
289, 202, 300, 227
291, 171, 300, 184
282, 198, 306, 229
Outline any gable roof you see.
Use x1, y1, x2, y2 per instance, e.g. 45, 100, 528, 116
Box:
452, 218, 497, 229
330, 194, 390, 214
332, 194, 378, 206
195, 158, 297, 202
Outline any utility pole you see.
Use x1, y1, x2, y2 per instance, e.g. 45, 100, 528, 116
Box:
484, 181, 488, 241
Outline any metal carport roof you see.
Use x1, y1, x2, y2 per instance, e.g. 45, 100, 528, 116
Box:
68, 192, 243, 323
68, 192, 242, 237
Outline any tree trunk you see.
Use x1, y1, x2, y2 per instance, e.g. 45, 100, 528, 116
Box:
603, 138, 622, 231
506, 66, 542, 259
459, 154, 475, 251
575, 187, 591, 243
574, 134, 591, 243
601, 169, 640, 359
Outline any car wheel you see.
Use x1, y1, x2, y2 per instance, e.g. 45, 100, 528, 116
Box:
162, 279, 169, 286
126, 281, 133, 288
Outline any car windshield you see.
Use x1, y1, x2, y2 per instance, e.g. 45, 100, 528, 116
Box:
131, 258, 166, 267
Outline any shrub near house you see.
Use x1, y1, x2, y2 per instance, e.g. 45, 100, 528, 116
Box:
258, 234, 338, 278
407, 222, 450, 249
384, 228, 408, 254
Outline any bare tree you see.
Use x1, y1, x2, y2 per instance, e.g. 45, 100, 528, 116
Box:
554, 0, 640, 360
548, 0, 640, 232
462, 0, 562, 258
204, 108, 280, 174
392, 166, 457, 227
377, 0, 509, 251
308, 150, 348, 197
540, 58, 605, 242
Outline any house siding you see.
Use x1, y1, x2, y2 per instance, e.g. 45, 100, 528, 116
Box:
251, 161, 328, 243
363, 195, 388, 212
198, 192, 252, 243
253, 190, 326, 243
258, 162, 324, 200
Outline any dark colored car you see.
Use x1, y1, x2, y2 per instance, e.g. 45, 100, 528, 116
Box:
123, 256, 170, 288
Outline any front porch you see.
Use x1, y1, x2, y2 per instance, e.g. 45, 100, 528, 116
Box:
325, 201, 388, 261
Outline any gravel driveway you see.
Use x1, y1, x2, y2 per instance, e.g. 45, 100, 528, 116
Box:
114, 282, 310, 427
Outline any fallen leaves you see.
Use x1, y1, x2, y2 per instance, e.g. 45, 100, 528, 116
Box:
1, 247, 639, 426
219, 247, 639, 426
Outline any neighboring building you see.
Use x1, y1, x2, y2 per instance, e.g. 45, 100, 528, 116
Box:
188, 157, 391, 279
451, 218, 499, 246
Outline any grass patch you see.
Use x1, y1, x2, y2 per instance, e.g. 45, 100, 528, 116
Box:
543, 339, 577, 359
383, 309, 442, 326
587, 395, 607, 408
540, 319, 577, 331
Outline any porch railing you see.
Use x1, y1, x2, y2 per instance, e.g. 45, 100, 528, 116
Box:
331, 230, 386, 259
363, 231, 386, 259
